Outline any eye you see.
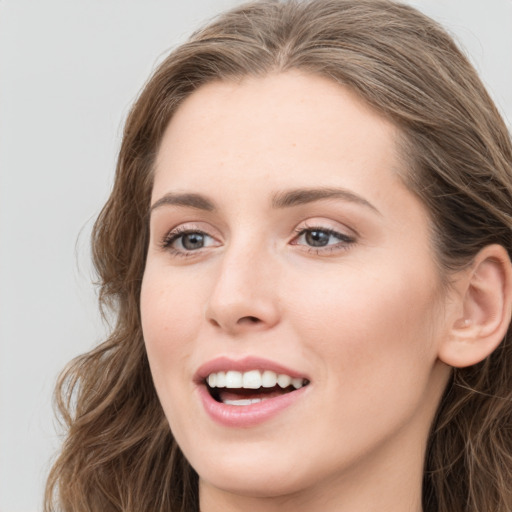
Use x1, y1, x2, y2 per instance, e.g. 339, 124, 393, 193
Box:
162, 227, 219, 255
292, 226, 356, 252
300, 229, 335, 247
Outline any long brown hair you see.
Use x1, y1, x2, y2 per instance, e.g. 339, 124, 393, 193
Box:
45, 1, 512, 511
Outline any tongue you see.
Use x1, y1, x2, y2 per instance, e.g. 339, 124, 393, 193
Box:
218, 386, 291, 403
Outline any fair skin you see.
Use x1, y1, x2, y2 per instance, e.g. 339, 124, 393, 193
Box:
140, 72, 510, 512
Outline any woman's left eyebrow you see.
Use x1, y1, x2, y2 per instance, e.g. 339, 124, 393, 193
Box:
271, 187, 381, 215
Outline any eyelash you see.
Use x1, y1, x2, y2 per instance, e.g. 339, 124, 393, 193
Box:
292, 225, 356, 254
160, 225, 356, 258
160, 226, 215, 258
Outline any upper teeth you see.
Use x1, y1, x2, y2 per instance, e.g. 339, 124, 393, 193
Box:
207, 370, 306, 390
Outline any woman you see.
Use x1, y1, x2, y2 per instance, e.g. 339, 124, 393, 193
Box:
45, 1, 512, 511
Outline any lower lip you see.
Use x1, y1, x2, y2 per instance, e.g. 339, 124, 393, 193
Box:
197, 385, 308, 428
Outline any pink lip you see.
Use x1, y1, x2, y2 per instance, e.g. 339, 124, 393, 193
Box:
197, 383, 309, 428
194, 356, 310, 428
194, 356, 308, 383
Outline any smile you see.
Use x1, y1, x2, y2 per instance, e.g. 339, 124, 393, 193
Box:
206, 370, 309, 406
196, 357, 310, 426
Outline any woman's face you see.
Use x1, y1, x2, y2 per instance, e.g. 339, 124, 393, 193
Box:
141, 72, 453, 506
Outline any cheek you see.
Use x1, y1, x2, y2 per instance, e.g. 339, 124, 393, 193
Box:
140, 267, 203, 383
140, 267, 207, 441
283, 267, 446, 464
288, 262, 442, 390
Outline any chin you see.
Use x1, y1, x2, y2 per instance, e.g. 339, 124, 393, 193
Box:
197, 459, 310, 499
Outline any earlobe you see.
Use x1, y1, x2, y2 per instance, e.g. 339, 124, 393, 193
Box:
439, 244, 512, 368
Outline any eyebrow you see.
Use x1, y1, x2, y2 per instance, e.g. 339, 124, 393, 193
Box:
149, 187, 380, 215
271, 187, 381, 215
150, 192, 216, 214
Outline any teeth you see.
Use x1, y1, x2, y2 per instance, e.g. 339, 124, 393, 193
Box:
261, 370, 277, 388
292, 377, 303, 389
242, 369, 262, 389
277, 374, 291, 388
206, 370, 307, 390
225, 370, 243, 388
224, 398, 265, 406
216, 371, 226, 387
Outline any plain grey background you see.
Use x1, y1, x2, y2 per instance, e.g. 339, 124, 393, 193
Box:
0, 1, 511, 511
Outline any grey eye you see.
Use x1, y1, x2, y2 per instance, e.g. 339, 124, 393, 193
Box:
304, 230, 331, 247
180, 232, 206, 250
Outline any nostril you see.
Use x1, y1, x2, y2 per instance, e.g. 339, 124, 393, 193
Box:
208, 315, 262, 329
239, 316, 261, 324
209, 318, 221, 328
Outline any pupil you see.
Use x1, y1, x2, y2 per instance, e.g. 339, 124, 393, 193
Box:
182, 233, 204, 250
305, 230, 329, 247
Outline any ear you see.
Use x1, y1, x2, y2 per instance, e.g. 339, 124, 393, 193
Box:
439, 244, 512, 368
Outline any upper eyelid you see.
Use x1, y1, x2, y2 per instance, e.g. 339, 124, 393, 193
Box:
158, 221, 219, 238
295, 226, 354, 238
294, 218, 359, 238
292, 227, 356, 245
162, 225, 216, 242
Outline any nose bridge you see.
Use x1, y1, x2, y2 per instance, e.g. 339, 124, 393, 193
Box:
205, 232, 280, 332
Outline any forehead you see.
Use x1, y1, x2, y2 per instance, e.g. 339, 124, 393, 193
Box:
153, 71, 403, 204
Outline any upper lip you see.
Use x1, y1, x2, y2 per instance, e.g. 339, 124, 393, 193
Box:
194, 356, 309, 384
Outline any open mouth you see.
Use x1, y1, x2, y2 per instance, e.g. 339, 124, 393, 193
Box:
205, 369, 310, 406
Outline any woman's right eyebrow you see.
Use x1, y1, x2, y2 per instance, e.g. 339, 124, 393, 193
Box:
150, 192, 216, 213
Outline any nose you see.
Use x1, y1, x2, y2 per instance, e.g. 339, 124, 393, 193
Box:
205, 242, 281, 335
